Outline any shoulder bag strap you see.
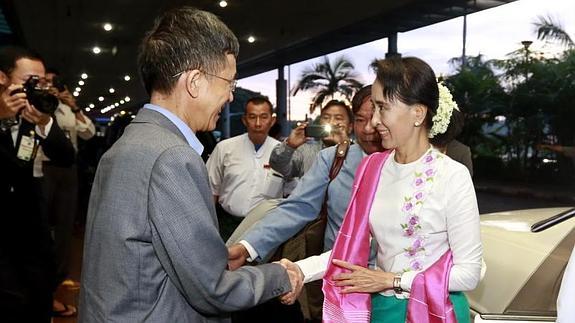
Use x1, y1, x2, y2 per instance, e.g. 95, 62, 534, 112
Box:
319, 140, 351, 221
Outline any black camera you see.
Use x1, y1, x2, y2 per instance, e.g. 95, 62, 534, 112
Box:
11, 75, 59, 114
304, 124, 332, 138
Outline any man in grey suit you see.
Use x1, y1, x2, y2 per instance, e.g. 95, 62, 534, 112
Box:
79, 7, 299, 322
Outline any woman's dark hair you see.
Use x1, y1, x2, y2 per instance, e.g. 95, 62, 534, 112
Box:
370, 57, 459, 146
351, 85, 372, 115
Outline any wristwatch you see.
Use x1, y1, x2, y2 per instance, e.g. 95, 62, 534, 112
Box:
392, 274, 403, 294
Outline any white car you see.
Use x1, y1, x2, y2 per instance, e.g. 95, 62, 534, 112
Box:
467, 207, 575, 322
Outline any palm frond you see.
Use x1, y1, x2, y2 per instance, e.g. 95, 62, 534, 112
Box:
533, 15, 574, 48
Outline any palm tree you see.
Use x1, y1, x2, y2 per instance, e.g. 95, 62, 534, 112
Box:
292, 55, 363, 113
533, 16, 574, 48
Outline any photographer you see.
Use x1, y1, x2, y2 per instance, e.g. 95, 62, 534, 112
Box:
269, 100, 353, 182
0, 45, 74, 323
35, 70, 94, 317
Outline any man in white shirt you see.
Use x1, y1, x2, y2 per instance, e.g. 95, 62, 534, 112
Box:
207, 96, 280, 240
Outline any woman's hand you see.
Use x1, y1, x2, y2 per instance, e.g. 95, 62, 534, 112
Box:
332, 259, 394, 294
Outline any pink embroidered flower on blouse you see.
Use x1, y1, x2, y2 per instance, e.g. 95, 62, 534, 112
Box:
409, 215, 419, 226
412, 238, 423, 250
414, 191, 424, 200
410, 259, 423, 271
402, 201, 414, 212
405, 247, 417, 257
404, 227, 414, 237
425, 168, 435, 177
423, 154, 434, 164
413, 177, 424, 188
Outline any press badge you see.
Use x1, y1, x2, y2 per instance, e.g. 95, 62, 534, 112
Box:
16, 134, 37, 161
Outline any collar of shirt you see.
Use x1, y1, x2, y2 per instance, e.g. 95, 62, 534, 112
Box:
143, 103, 204, 156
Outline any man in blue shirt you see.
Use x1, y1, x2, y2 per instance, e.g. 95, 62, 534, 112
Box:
228, 85, 383, 266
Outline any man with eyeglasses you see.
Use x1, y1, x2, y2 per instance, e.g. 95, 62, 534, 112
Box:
79, 7, 297, 323
206, 96, 283, 241
0, 45, 75, 322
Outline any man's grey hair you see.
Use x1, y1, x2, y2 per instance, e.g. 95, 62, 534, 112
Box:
138, 6, 239, 95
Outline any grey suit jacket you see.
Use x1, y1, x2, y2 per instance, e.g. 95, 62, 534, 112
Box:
79, 108, 291, 323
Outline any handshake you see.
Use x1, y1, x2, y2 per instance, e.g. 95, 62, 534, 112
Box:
228, 244, 304, 305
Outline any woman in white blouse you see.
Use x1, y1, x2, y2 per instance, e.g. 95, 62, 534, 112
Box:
279, 57, 482, 323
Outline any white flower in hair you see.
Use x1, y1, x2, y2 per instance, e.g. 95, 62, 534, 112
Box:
429, 82, 459, 139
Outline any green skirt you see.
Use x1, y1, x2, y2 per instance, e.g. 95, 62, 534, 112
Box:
371, 292, 470, 323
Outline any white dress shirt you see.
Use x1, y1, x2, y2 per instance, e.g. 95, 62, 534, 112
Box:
296, 149, 483, 298
206, 133, 281, 217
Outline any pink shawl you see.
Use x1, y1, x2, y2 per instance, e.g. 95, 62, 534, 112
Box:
322, 151, 456, 323
322, 151, 390, 322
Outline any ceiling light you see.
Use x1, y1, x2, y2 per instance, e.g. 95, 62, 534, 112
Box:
81, 73, 88, 79
120, 100, 125, 104
219, 0, 228, 8
109, 88, 115, 93
89, 103, 95, 108
247, 36, 256, 43
73, 91, 79, 97
98, 96, 104, 102
92, 46, 101, 54
86, 107, 91, 112
75, 87, 81, 92
120, 110, 126, 115
103, 23, 113, 31
114, 103, 119, 107
124, 75, 131, 81
124, 96, 130, 102
78, 80, 85, 86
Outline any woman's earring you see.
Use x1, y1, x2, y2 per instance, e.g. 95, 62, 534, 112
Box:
414, 121, 421, 127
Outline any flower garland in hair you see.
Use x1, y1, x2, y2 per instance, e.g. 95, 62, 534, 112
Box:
428, 82, 459, 139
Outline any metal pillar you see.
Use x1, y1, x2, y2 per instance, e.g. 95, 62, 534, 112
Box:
222, 102, 230, 139
386, 33, 401, 59
276, 66, 289, 138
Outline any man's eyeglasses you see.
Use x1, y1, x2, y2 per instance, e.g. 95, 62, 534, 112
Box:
203, 71, 237, 92
172, 70, 237, 92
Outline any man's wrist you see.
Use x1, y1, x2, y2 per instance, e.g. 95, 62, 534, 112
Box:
285, 138, 299, 149
239, 240, 259, 262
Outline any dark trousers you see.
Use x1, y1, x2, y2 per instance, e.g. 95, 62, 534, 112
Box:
40, 163, 78, 285
0, 257, 54, 323
215, 203, 244, 242
232, 298, 305, 323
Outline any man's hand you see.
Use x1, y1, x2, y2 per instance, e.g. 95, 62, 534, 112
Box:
277, 258, 304, 305
286, 122, 307, 149
58, 89, 77, 110
1, 84, 27, 119
21, 104, 51, 127
227, 243, 249, 270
